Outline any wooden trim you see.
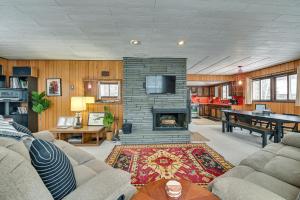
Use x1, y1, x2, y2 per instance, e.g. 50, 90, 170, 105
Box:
250, 69, 296, 80
187, 74, 235, 82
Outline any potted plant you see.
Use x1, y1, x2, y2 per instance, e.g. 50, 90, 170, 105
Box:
32, 91, 51, 129
103, 106, 114, 141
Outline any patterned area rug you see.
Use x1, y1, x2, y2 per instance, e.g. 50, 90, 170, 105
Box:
106, 143, 233, 187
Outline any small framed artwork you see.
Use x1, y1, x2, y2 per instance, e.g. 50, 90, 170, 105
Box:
88, 112, 105, 126
46, 78, 62, 96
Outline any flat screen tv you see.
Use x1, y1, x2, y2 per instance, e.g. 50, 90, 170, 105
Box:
146, 75, 176, 94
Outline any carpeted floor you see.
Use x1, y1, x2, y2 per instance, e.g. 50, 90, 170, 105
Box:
192, 117, 221, 125
191, 132, 210, 142
106, 143, 233, 187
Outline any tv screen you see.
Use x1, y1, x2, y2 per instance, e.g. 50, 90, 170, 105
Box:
146, 75, 176, 94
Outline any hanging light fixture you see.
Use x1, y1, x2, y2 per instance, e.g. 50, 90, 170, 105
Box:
237, 66, 243, 85
87, 82, 92, 90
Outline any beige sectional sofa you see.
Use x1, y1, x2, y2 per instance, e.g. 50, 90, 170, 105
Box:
209, 132, 300, 200
0, 130, 136, 200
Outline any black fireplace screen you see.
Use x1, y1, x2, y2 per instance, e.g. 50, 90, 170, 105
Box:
153, 109, 188, 130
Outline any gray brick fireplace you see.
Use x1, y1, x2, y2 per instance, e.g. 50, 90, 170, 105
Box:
121, 57, 190, 144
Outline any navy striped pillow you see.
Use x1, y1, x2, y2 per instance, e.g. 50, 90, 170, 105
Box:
29, 139, 76, 200
11, 121, 33, 136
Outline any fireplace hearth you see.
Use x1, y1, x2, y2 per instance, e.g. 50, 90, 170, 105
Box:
153, 108, 188, 131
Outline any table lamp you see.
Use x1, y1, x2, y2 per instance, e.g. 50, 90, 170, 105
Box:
71, 97, 86, 128
84, 96, 95, 104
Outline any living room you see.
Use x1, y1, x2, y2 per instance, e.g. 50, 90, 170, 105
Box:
1, 1, 300, 200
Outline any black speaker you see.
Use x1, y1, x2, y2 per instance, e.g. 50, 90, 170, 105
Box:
122, 122, 132, 134
12, 66, 36, 77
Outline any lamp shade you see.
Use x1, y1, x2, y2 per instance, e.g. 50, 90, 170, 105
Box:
84, 96, 95, 104
71, 97, 86, 112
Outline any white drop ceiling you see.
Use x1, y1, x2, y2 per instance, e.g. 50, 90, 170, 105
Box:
0, 0, 300, 74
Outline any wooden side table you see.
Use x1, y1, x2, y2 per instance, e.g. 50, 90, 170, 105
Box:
131, 179, 219, 200
49, 126, 105, 146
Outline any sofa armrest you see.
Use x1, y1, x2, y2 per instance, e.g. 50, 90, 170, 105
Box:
33, 131, 55, 142
282, 132, 300, 148
211, 177, 285, 200
62, 169, 136, 200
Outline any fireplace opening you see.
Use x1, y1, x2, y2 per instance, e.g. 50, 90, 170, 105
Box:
153, 108, 188, 131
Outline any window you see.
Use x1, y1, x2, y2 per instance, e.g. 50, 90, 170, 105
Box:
261, 78, 271, 100
214, 86, 219, 97
275, 74, 297, 101
276, 76, 287, 100
253, 73, 297, 102
222, 85, 231, 99
97, 81, 121, 100
252, 80, 260, 100
289, 74, 297, 100
252, 78, 271, 101
100, 83, 119, 97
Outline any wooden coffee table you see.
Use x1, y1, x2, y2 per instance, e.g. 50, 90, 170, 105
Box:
131, 179, 219, 200
49, 126, 105, 146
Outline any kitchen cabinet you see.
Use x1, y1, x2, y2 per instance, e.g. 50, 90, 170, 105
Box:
198, 103, 232, 120
229, 81, 243, 96
203, 87, 209, 96
209, 87, 215, 97
197, 87, 203, 96
190, 87, 198, 94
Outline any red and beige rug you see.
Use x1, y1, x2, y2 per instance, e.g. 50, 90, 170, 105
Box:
106, 143, 233, 187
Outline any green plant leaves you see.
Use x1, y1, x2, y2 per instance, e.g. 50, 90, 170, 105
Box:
31, 91, 51, 114
103, 106, 114, 130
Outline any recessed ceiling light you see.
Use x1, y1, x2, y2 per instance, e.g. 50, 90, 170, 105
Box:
177, 40, 185, 46
130, 40, 141, 45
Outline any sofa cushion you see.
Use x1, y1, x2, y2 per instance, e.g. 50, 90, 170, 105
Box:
54, 140, 95, 164
73, 165, 97, 186
277, 146, 300, 162
263, 143, 285, 154
264, 156, 300, 188
0, 146, 53, 200
208, 165, 254, 191
0, 137, 31, 160
240, 150, 276, 171
282, 132, 300, 148
33, 131, 55, 142
30, 139, 76, 200
11, 121, 33, 136
83, 159, 112, 174
212, 177, 286, 200
244, 171, 300, 200
62, 169, 133, 200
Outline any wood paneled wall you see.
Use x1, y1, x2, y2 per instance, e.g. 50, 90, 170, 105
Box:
4, 60, 123, 131
188, 59, 300, 115
0, 58, 8, 74
187, 74, 235, 82
242, 59, 300, 114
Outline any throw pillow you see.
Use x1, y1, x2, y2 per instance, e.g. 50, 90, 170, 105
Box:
0, 120, 29, 140
29, 139, 76, 200
11, 121, 33, 136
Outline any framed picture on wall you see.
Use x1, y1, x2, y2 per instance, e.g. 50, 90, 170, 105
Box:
88, 112, 105, 126
46, 78, 62, 96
